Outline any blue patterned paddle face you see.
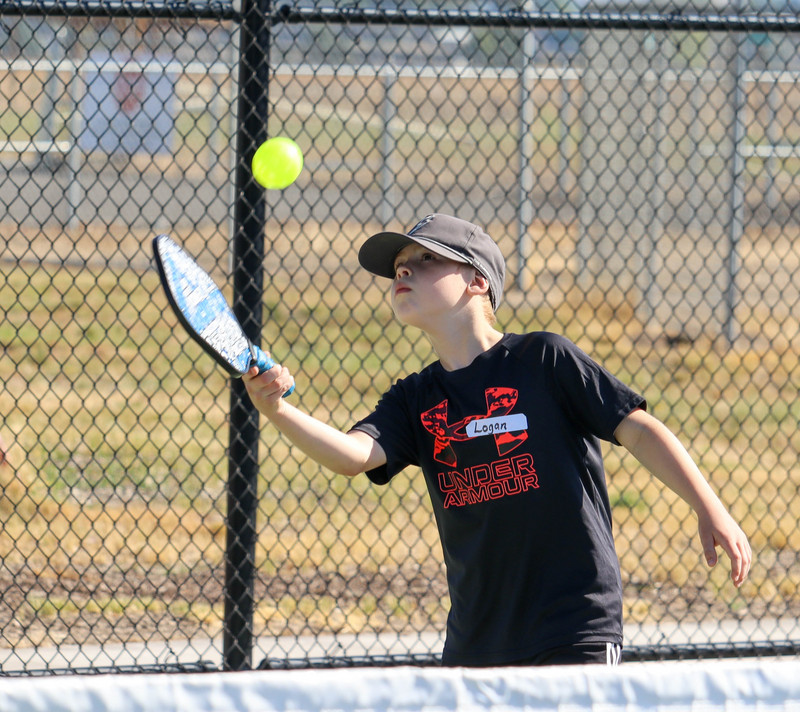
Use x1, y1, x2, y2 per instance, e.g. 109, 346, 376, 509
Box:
153, 234, 277, 378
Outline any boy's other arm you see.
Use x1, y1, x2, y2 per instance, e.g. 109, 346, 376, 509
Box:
242, 363, 387, 477
614, 408, 751, 587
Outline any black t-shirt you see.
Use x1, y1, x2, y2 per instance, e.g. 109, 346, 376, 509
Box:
350, 332, 646, 666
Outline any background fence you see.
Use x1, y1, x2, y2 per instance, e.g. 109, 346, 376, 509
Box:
1, 0, 799, 674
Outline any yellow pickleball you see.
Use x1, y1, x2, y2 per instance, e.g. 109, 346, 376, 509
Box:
251, 137, 303, 190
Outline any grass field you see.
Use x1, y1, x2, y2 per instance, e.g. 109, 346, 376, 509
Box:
1, 217, 799, 653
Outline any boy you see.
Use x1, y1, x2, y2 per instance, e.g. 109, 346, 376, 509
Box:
243, 213, 751, 667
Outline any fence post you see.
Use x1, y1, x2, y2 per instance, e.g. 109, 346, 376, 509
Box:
224, 0, 271, 672
515, 1, 536, 290
724, 33, 746, 345
380, 67, 397, 226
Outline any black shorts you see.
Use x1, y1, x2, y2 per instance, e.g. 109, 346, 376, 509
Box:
512, 642, 622, 667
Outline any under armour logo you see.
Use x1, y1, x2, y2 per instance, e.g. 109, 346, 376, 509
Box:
420, 388, 529, 467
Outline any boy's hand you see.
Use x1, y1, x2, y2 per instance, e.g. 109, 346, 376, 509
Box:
697, 505, 752, 588
242, 357, 295, 416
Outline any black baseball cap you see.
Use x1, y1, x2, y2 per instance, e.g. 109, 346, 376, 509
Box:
358, 214, 506, 310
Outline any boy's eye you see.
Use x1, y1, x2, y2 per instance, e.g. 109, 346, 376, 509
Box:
394, 251, 437, 274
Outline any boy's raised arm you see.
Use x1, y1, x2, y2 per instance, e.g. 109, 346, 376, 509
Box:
614, 408, 752, 588
243, 362, 387, 477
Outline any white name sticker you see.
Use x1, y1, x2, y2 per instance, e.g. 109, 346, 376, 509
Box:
465, 414, 528, 438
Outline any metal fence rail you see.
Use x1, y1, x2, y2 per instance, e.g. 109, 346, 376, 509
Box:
1, 2, 799, 674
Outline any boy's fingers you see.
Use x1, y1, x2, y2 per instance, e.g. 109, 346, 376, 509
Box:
704, 545, 717, 568
732, 539, 752, 587
244, 362, 278, 379
243, 363, 293, 403
699, 516, 752, 587
717, 535, 751, 588
726, 545, 742, 583
698, 525, 717, 567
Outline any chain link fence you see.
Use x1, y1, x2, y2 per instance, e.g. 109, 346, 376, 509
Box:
1, 0, 799, 674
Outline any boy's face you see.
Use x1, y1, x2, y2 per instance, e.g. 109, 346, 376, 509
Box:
390, 243, 477, 327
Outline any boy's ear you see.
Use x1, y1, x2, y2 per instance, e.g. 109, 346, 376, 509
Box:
467, 270, 491, 297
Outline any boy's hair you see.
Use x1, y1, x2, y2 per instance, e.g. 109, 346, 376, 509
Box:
481, 293, 497, 326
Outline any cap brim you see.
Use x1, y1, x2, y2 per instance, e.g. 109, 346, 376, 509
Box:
358, 231, 470, 279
